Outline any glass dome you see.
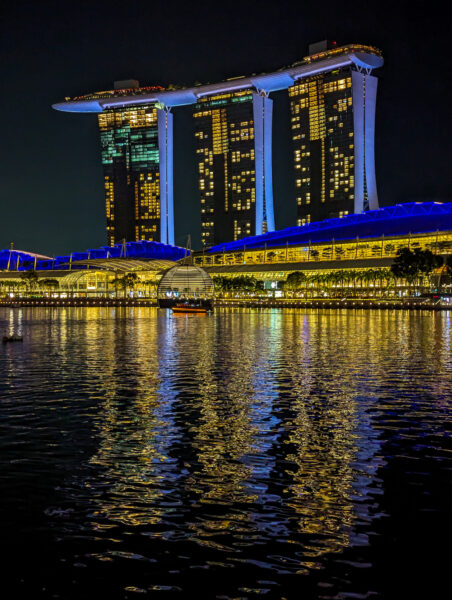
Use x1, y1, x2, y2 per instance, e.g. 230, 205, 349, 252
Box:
157, 265, 214, 299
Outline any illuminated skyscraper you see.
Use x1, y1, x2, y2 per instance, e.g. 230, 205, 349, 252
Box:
53, 43, 382, 245
55, 81, 175, 246
193, 90, 274, 246
289, 42, 382, 225
99, 102, 174, 245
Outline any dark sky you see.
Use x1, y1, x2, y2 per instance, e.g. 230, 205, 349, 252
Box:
1, 0, 450, 255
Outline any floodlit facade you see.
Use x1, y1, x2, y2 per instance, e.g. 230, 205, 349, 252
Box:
1, 204, 452, 300
52, 43, 383, 246
193, 203, 452, 283
289, 43, 382, 225
58, 82, 175, 247
0, 240, 187, 300
99, 101, 174, 246
194, 90, 274, 246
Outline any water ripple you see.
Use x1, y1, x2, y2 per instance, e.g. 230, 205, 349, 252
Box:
1, 307, 451, 598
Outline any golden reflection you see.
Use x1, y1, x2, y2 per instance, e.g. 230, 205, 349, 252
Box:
275, 311, 377, 561
12, 307, 448, 568
187, 315, 258, 503
86, 307, 172, 527
181, 312, 281, 549
270, 309, 452, 563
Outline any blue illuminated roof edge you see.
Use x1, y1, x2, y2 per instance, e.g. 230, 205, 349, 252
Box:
52, 50, 383, 113
207, 203, 452, 252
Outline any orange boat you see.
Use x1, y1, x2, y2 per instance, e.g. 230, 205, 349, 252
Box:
171, 303, 209, 314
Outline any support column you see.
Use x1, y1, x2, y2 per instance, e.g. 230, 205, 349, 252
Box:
253, 93, 275, 235
352, 71, 379, 213
157, 107, 174, 245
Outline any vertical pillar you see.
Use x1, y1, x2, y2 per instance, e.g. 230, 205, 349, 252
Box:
157, 107, 174, 245
363, 75, 379, 211
352, 71, 379, 213
253, 93, 275, 235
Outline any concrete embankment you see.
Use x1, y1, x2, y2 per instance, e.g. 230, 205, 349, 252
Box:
0, 298, 158, 308
215, 299, 451, 311
1, 297, 451, 310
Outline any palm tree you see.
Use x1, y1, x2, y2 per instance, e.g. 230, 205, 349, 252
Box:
2, 280, 23, 297
310, 273, 323, 297
123, 273, 139, 297
387, 269, 399, 296
111, 272, 120, 298
213, 276, 227, 295
436, 256, 452, 292
321, 271, 334, 295
40, 278, 59, 295
20, 271, 39, 295
371, 269, 386, 296
345, 269, 357, 294
233, 275, 260, 293
305, 273, 316, 297
284, 271, 306, 295
361, 269, 374, 295
341, 270, 352, 292
328, 271, 343, 295
391, 247, 442, 296
337, 270, 348, 294
112, 273, 139, 298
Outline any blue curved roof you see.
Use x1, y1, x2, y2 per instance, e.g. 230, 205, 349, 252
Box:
208, 203, 452, 253
0, 240, 187, 272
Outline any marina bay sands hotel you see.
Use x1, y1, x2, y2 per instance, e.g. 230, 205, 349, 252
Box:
53, 42, 383, 248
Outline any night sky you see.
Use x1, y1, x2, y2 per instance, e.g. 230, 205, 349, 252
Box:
1, 0, 450, 255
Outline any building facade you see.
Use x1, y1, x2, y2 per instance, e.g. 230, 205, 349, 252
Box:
192, 203, 452, 292
193, 90, 274, 246
98, 99, 174, 247
64, 82, 175, 247
289, 46, 380, 226
2, 204, 451, 303
53, 43, 383, 247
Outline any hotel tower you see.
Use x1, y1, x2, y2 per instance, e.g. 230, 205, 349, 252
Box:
99, 98, 173, 246
52, 42, 383, 246
56, 80, 175, 247
193, 90, 274, 245
289, 41, 381, 226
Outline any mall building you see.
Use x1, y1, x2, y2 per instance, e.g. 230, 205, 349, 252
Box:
1, 203, 451, 299
193, 202, 452, 294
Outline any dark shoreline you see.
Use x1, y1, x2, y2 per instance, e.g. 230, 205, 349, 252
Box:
0, 298, 158, 308
216, 299, 451, 310
1, 297, 450, 310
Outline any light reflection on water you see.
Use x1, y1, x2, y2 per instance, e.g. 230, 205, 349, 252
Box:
1, 307, 451, 599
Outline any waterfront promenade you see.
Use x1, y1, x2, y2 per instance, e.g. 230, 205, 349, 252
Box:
1, 296, 450, 310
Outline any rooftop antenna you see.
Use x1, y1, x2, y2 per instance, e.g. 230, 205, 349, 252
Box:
120, 238, 128, 258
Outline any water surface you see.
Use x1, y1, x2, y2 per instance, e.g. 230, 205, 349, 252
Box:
1, 307, 451, 599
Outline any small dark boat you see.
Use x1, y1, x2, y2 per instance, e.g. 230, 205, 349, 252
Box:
2, 334, 23, 343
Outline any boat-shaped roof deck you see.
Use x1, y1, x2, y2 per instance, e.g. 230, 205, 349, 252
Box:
53, 44, 383, 113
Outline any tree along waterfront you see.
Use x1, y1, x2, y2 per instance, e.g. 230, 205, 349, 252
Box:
213, 250, 452, 299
